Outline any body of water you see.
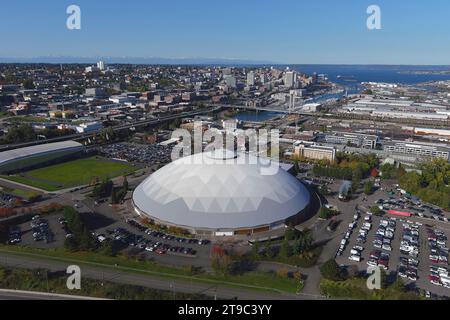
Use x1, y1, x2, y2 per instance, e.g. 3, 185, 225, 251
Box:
288, 65, 450, 86
233, 65, 450, 121
234, 111, 284, 122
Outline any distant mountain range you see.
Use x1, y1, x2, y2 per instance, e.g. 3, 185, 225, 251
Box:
0, 56, 278, 66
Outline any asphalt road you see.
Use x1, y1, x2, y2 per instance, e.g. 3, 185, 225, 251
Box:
0, 107, 222, 152
0, 289, 105, 300
0, 251, 315, 300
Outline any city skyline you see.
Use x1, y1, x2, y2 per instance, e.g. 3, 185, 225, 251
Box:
1, 0, 450, 65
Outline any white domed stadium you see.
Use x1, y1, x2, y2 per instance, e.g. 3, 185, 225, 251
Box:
132, 149, 312, 236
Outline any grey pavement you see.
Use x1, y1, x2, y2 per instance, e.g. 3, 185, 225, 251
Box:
0, 251, 317, 300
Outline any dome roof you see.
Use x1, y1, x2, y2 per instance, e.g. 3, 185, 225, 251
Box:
132, 150, 310, 230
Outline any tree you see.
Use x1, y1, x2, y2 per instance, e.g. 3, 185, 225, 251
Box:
370, 168, 379, 178
251, 242, 260, 258
63, 206, 96, 252
99, 240, 115, 257
319, 184, 330, 196
0, 266, 6, 283
351, 169, 362, 193
380, 269, 388, 289
3, 124, 35, 144
284, 227, 300, 241
92, 178, 113, 199
364, 181, 374, 195
319, 207, 338, 220
293, 160, 300, 175
296, 229, 313, 253
391, 277, 406, 293
264, 242, 275, 259
111, 188, 118, 204
122, 176, 129, 191
320, 259, 343, 281
22, 79, 35, 89
370, 206, 382, 215
64, 236, 78, 252
279, 239, 293, 258
211, 249, 233, 276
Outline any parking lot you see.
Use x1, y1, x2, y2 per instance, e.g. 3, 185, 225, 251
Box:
11, 214, 63, 249
93, 218, 212, 263
332, 180, 450, 298
99, 143, 173, 165
0, 191, 17, 208
5, 201, 213, 269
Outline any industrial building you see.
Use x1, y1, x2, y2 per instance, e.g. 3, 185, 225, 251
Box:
342, 97, 450, 121
132, 149, 312, 237
383, 141, 450, 161
325, 132, 379, 149
0, 141, 85, 173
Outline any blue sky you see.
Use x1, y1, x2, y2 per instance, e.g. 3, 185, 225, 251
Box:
0, 0, 449, 64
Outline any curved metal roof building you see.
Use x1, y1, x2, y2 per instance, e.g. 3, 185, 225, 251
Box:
0, 141, 85, 173
132, 149, 311, 236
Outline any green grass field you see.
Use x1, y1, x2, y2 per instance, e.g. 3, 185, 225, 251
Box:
1, 157, 136, 191
0, 245, 300, 295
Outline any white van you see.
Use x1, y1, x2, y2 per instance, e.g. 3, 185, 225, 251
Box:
440, 275, 450, 287
349, 255, 361, 262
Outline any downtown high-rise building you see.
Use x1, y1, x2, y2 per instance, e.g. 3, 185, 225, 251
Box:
284, 71, 297, 88
247, 71, 255, 86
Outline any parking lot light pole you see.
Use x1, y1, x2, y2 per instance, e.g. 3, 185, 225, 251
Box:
170, 281, 175, 300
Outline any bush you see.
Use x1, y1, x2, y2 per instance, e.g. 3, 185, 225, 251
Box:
279, 239, 293, 258
210, 246, 233, 276
277, 267, 290, 279
284, 227, 300, 241
364, 181, 374, 195
370, 206, 383, 216
319, 207, 339, 220
320, 259, 343, 281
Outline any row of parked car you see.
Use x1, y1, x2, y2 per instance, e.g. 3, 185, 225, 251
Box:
126, 219, 210, 246
7, 226, 21, 244
427, 227, 450, 288
99, 143, 173, 164
31, 215, 53, 243
398, 256, 419, 281
427, 228, 448, 265
399, 223, 420, 258
373, 218, 396, 252
396, 222, 421, 282
376, 196, 448, 222
429, 265, 450, 288
0, 191, 17, 209
366, 218, 396, 270
349, 213, 373, 262
107, 227, 197, 256
367, 249, 390, 270
336, 209, 361, 258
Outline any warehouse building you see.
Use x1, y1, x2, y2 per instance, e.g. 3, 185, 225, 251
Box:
0, 141, 85, 173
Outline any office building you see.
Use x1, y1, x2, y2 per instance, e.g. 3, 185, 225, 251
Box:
294, 143, 336, 162
383, 141, 450, 161
325, 132, 379, 149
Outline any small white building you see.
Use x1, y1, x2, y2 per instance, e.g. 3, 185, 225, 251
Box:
76, 122, 104, 133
